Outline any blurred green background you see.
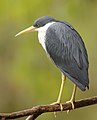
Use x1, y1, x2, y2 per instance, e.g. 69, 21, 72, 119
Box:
0, 0, 97, 120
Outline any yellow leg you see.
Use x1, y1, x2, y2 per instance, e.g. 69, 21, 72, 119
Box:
51, 73, 66, 111
57, 73, 66, 103
66, 84, 77, 113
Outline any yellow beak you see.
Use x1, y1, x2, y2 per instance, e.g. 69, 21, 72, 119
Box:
15, 26, 36, 37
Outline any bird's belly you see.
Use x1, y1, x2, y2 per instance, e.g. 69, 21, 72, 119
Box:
38, 31, 47, 52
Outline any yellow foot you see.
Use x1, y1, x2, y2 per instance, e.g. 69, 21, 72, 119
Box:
51, 101, 63, 111
66, 100, 75, 113
51, 102, 63, 118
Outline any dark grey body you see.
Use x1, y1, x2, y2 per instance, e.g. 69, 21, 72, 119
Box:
45, 22, 89, 91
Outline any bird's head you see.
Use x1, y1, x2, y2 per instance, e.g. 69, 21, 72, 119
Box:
15, 16, 56, 37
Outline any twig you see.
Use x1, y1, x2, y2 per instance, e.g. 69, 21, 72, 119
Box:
0, 96, 97, 120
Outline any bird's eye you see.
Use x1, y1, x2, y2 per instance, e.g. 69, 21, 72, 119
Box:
35, 24, 40, 28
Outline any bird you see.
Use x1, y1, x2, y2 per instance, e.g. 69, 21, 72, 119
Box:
15, 16, 89, 111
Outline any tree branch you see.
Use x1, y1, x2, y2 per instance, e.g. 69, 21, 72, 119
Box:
0, 96, 97, 120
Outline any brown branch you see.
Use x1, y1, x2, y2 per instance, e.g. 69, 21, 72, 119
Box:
0, 96, 97, 120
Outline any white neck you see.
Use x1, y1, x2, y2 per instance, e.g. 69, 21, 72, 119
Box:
36, 22, 55, 51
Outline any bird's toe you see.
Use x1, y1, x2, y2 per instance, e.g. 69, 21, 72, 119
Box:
51, 101, 63, 111
66, 100, 75, 113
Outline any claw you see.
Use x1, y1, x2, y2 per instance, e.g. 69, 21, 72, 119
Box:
66, 100, 75, 113
51, 101, 63, 111
51, 101, 63, 117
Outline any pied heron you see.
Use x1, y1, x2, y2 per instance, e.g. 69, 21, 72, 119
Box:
15, 16, 89, 110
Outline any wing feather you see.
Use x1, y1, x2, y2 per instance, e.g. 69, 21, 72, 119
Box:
45, 22, 89, 91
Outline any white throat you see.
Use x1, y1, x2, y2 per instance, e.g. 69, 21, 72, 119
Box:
36, 22, 55, 51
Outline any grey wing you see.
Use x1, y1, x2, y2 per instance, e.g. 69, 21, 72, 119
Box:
45, 22, 89, 91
